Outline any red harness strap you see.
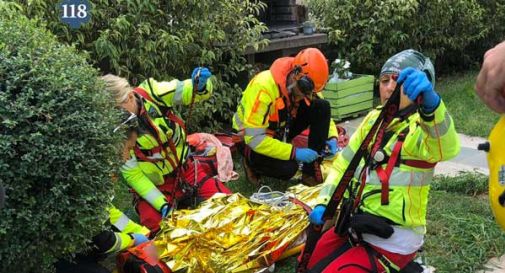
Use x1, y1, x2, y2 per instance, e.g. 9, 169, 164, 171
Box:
132, 87, 188, 169
403, 160, 436, 169
374, 132, 437, 205
376, 136, 404, 205
133, 86, 195, 209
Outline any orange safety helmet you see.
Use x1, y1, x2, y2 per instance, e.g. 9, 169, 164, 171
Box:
292, 48, 329, 93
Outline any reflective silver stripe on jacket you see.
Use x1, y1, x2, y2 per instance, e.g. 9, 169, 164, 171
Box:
234, 113, 243, 129
420, 112, 452, 138
173, 81, 185, 104
111, 213, 129, 231
368, 168, 434, 186
340, 146, 355, 162
144, 188, 163, 204
245, 128, 267, 149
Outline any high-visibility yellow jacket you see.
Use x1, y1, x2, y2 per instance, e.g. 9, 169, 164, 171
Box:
318, 101, 460, 234
103, 205, 150, 254
121, 78, 212, 211
232, 57, 337, 160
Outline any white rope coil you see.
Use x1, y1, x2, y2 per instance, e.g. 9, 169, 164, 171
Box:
249, 186, 295, 210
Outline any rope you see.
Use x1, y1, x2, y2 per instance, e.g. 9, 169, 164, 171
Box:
249, 186, 296, 210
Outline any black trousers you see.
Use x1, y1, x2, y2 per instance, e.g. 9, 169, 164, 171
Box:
55, 255, 110, 273
245, 98, 331, 180
55, 230, 117, 273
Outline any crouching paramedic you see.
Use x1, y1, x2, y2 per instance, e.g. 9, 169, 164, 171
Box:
304, 49, 461, 272
56, 206, 150, 273
233, 48, 339, 186
102, 68, 231, 232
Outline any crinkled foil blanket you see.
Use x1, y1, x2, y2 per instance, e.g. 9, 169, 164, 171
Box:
154, 184, 322, 273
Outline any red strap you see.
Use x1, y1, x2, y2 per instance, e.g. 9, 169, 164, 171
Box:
133, 87, 153, 102
353, 170, 368, 209
166, 111, 187, 133
132, 86, 187, 170
375, 137, 404, 205
403, 160, 437, 169
133, 145, 178, 169
288, 196, 313, 215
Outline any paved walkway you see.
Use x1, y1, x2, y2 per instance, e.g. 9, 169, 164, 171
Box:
338, 116, 489, 177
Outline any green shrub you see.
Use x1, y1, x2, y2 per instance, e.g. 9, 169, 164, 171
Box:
0, 2, 122, 272
308, 0, 486, 73
17, 0, 268, 132
464, 0, 505, 68
432, 172, 489, 196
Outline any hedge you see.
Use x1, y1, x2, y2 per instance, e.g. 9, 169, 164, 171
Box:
0, 2, 122, 271
17, 0, 268, 132
308, 0, 503, 74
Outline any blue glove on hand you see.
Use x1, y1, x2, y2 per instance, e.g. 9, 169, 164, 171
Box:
295, 148, 318, 163
131, 233, 149, 246
160, 203, 171, 218
191, 67, 212, 92
325, 138, 338, 157
397, 67, 440, 113
309, 205, 326, 225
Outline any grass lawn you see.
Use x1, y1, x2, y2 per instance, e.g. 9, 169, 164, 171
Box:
437, 71, 500, 138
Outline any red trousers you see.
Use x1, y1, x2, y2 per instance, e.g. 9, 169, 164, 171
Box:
303, 227, 416, 273
135, 158, 231, 232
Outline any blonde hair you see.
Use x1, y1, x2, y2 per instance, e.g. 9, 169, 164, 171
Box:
101, 74, 133, 105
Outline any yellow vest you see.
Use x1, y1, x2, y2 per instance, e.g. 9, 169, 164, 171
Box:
121, 78, 212, 210
318, 101, 460, 233
233, 67, 337, 160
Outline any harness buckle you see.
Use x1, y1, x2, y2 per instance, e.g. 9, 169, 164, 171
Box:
373, 149, 386, 164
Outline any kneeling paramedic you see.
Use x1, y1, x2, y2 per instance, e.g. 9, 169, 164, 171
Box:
303, 49, 461, 272
56, 206, 150, 273
233, 48, 339, 186
102, 68, 231, 233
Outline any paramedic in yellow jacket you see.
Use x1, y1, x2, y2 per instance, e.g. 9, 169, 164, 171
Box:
56, 206, 150, 273
102, 69, 231, 232
306, 49, 461, 272
233, 48, 338, 186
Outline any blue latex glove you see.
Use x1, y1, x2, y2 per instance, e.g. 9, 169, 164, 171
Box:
295, 148, 318, 163
131, 233, 149, 246
160, 203, 171, 218
397, 67, 440, 113
309, 205, 326, 225
191, 67, 212, 92
325, 138, 338, 157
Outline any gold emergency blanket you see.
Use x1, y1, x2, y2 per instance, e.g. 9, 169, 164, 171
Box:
154, 184, 322, 273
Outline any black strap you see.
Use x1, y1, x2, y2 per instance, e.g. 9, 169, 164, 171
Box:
298, 83, 403, 273
297, 223, 323, 273
363, 243, 403, 273
307, 241, 352, 273
399, 261, 424, 273
323, 83, 402, 219
364, 244, 379, 273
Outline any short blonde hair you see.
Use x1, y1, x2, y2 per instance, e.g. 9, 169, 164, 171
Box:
101, 74, 133, 105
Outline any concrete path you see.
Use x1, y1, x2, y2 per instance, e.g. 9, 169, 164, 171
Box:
338, 117, 489, 177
